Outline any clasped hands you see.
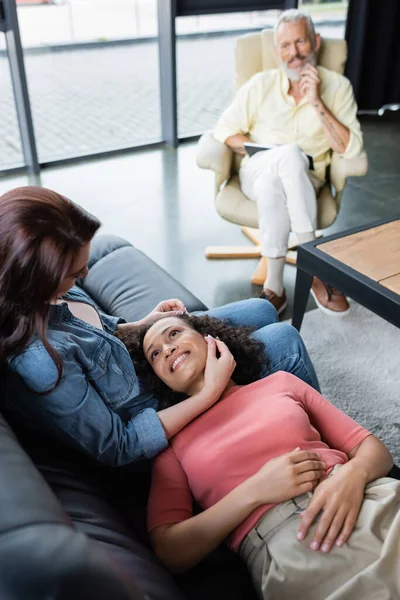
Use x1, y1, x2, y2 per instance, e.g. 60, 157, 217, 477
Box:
252, 450, 365, 554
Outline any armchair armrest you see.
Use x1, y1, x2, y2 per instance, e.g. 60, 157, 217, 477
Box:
330, 151, 368, 193
196, 133, 233, 192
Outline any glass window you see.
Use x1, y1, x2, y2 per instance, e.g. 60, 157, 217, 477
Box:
0, 33, 24, 169
177, 10, 282, 137
15, 0, 161, 163
300, 0, 349, 39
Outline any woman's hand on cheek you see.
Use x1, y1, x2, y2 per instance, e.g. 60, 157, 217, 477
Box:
202, 336, 236, 399
296, 465, 365, 553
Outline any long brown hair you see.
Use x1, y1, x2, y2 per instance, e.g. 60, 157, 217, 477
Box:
0, 186, 101, 386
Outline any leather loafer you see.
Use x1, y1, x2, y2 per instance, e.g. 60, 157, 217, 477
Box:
260, 288, 287, 315
311, 277, 350, 315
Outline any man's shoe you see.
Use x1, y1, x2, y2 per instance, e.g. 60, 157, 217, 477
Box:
260, 288, 287, 315
311, 277, 350, 316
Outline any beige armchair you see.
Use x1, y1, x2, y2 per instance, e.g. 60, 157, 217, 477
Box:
196, 29, 368, 285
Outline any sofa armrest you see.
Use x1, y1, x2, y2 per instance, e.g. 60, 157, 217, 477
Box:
330, 151, 368, 193
82, 235, 208, 321
0, 414, 144, 600
196, 133, 233, 191
0, 525, 145, 600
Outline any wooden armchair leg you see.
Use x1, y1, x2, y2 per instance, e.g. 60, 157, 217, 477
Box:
205, 245, 261, 259
241, 226, 261, 245
251, 251, 298, 285
247, 228, 322, 284
286, 250, 297, 265
206, 227, 313, 285
206, 227, 262, 259
251, 257, 267, 286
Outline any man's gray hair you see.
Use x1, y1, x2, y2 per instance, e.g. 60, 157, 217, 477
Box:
274, 9, 316, 45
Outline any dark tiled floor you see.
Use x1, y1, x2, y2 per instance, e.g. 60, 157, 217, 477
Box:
0, 112, 399, 317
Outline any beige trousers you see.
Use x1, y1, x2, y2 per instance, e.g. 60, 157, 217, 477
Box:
240, 474, 400, 600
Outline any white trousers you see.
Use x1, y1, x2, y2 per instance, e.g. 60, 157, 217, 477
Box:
239, 144, 323, 258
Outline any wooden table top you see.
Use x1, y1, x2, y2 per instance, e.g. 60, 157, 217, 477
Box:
318, 219, 400, 295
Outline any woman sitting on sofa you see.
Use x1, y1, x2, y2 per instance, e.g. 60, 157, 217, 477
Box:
120, 313, 400, 600
0, 185, 319, 468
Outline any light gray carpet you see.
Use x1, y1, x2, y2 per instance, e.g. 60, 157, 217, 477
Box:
297, 301, 400, 463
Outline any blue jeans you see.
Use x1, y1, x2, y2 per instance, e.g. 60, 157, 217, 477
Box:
205, 299, 320, 392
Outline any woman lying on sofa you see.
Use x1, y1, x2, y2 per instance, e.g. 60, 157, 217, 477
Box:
119, 313, 400, 600
0, 185, 319, 467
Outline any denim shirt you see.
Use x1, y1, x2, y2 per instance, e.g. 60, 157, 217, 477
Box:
5, 286, 168, 466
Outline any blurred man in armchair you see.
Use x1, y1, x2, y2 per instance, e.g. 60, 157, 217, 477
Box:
214, 9, 363, 315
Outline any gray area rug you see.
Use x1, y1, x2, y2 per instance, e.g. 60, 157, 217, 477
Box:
296, 302, 400, 464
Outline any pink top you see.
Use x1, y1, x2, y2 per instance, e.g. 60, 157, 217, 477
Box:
147, 372, 371, 552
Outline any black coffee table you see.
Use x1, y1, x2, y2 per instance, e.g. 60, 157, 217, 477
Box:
292, 217, 400, 331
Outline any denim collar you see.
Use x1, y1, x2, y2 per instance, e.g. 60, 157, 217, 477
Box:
48, 286, 93, 326
48, 302, 73, 325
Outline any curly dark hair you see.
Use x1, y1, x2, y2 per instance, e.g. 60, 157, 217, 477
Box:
116, 313, 267, 409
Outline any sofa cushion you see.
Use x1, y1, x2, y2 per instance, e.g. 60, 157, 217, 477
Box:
82, 235, 207, 321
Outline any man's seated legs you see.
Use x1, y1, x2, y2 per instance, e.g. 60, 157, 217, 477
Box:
240, 143, 349, 316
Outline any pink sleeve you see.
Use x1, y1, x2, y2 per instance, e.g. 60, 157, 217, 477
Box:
289, 373, 371, 454
147, 447, 193, 532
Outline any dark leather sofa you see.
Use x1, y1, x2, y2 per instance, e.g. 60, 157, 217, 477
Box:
2, 235, 399, 600
0, 235, 257, 600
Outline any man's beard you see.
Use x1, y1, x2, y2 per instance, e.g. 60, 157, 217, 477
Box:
280, 50, 317, 82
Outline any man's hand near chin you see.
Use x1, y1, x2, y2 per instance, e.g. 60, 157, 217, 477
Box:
299, 64, 321, 104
